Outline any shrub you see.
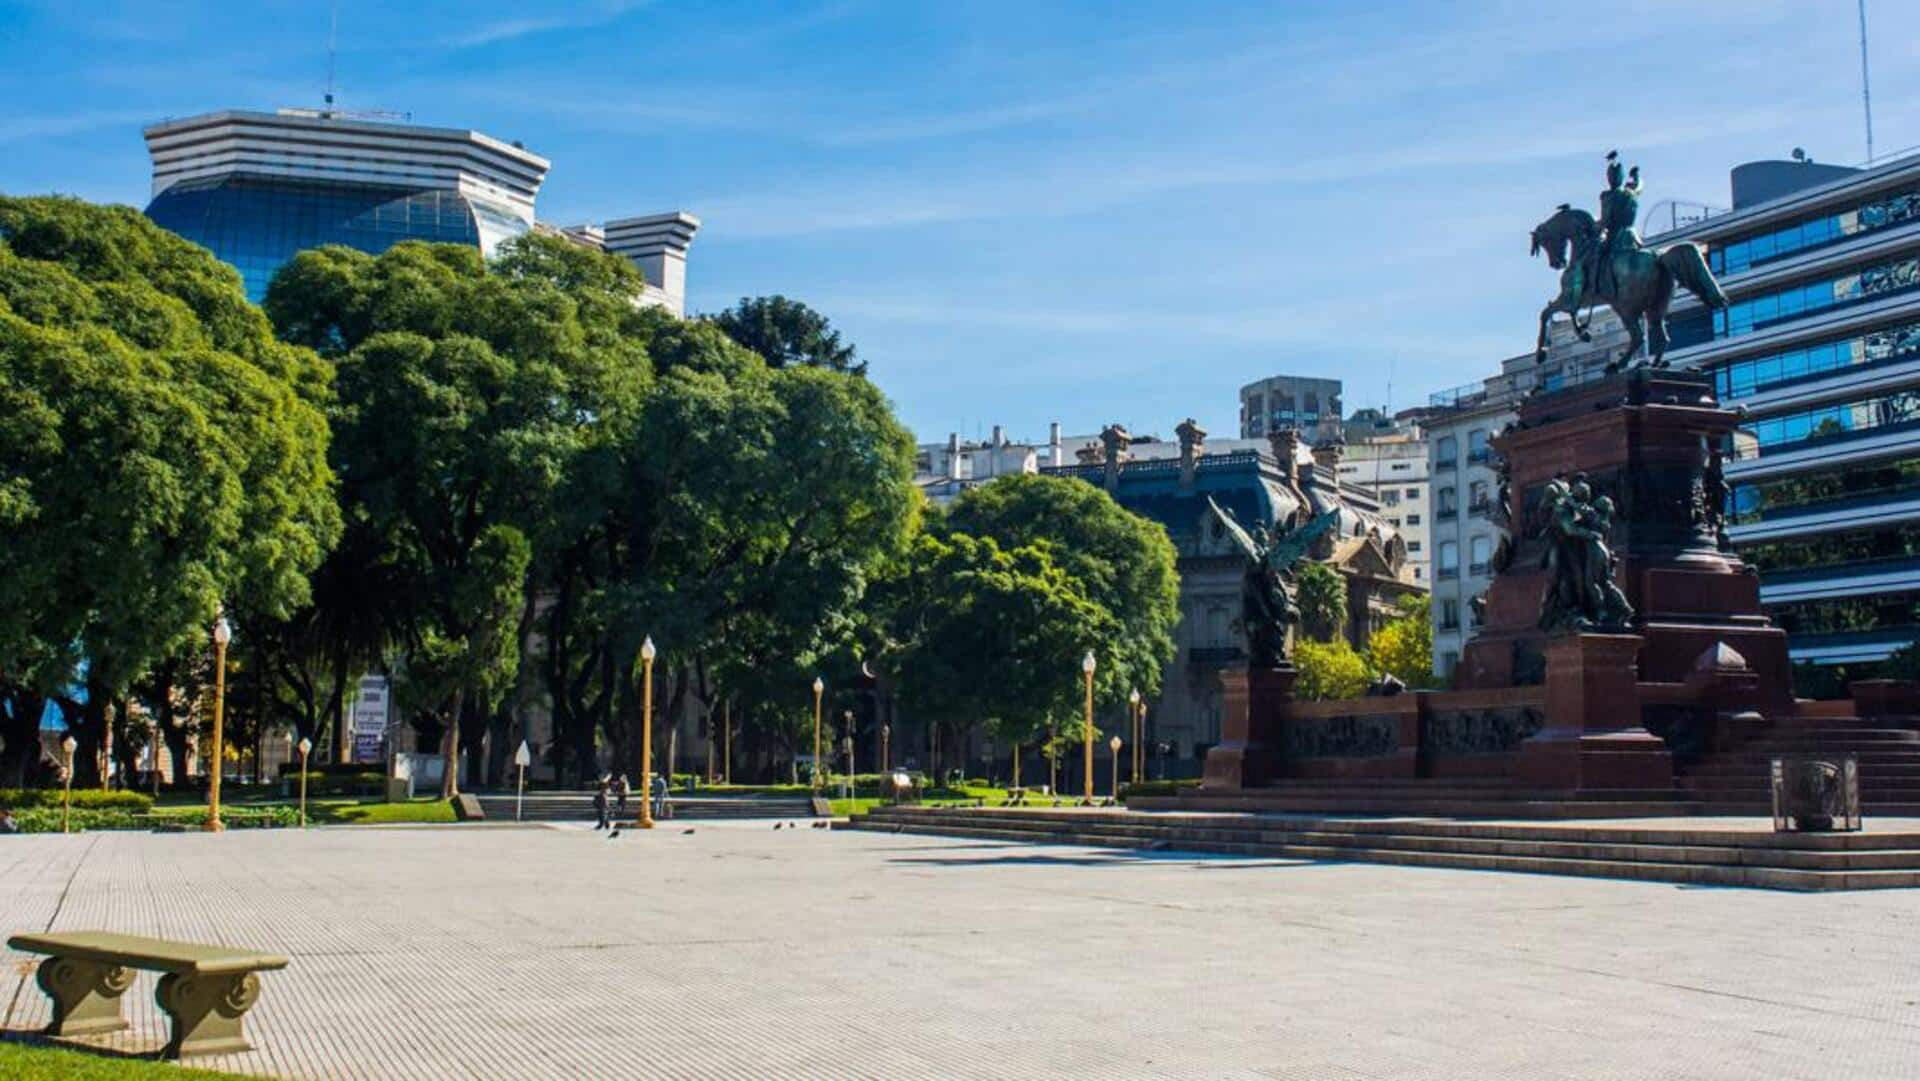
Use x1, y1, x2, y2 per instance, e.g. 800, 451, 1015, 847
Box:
0, 788, 154, 812
1294, 637, 1373, 701
9, 805, 294, 833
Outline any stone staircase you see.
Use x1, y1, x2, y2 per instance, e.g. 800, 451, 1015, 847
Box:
845, 805, 1920, 890
1130, 780, 1700, 819
1679, 715, 1920, 815
475, 792, 816, 823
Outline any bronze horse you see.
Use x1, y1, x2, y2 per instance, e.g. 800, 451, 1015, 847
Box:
1529, 206, 1726, 371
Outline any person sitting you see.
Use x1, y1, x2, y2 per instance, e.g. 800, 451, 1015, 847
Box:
0, 808, 17, 834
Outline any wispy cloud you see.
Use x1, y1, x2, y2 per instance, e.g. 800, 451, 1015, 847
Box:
440, 2, 649, 49
0, 109, 155, 144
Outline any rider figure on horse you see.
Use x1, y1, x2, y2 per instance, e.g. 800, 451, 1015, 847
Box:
1596, 150, 1642, 299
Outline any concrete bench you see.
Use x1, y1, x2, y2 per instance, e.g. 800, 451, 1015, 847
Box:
8, 930, 289, 1058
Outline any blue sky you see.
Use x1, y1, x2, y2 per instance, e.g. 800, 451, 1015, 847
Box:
4, 0, 1919, 444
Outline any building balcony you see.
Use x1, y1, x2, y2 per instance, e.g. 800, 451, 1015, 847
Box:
1787, 624, 1919, 665
1758, 552, 1920, 604
1468, 561, 1490, 577
1434, 459, 1457, 473
1436, 508, 1458, 522
1468, 501, 1491, 518
1436, 566, 1459, 580
1467, 449, 1491, 465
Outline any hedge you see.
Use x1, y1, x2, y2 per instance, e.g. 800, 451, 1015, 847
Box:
0, 788, 154, 812
7, 805, 296, 833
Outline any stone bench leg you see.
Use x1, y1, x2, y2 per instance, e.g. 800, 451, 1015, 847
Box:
156, 971, 264, 1058
36, 956, 135, 1037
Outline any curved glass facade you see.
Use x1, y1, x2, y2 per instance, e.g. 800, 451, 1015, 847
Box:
145, 175, 528, 300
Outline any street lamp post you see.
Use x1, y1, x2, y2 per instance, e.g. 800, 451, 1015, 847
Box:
1080, 651, 1096, 806
149, 720, 161, 799
639, 637, 657, 829
206, 617, 232, 833
842, 732, 854, 803
880, 724, 890, 775
513, 740, 531, 821
296, 737, 311, 827
811, 677, 824, 790
60, 735, 77, 833
1109, 735, 1123, 804
1128, 689, 1141, 784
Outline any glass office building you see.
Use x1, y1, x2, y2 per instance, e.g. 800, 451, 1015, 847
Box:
142, 109, 548, 301
1657, 154, 1920, 680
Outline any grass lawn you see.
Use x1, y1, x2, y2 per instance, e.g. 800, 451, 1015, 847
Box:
0, 1040, 252, 1079
308, 797, 457, 825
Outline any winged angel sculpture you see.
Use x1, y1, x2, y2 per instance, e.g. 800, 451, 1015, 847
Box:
1207, 498, 1341, 668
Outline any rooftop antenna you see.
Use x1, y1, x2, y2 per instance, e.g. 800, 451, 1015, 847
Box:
324, 0, 339, 116
1859, 0, 1875, 163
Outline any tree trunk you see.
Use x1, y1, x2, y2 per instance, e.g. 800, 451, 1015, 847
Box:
440, 688, 464, 799
0, 683, 47, 788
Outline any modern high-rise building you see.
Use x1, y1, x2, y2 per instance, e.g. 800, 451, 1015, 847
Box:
1335, 409, 1432, 585
1653, 153, 1920, 681
1238, 375, 1343, 442
142, 108, 699, 313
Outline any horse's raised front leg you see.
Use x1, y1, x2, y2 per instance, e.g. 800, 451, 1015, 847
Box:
1536, 303, 1556, 362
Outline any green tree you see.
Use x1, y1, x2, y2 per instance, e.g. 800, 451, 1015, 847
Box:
265, 234, 651, 792
1296, 561, 1347, 643
710, 295, 864, 375
939, 474, 1180, 708
1366, 594, 1436, 688
874, 531, 1115, 781
0, 196, 338, 784
1293, 637, 1372, 701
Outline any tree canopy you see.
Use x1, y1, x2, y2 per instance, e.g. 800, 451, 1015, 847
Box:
0, 196, 338, 784
710, 295, 864, 375
939, 474, 1180, 705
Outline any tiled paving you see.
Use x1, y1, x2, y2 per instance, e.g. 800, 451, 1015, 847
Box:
3, 822, 1919, 1079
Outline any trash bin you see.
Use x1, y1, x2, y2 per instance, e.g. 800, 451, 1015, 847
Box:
1770, 755, 1861, 832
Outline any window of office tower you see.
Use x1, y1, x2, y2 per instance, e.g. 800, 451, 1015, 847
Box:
1711, 187, 1920, 276
1711, 254, 1920, 339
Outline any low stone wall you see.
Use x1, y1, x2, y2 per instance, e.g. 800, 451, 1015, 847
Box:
1274, 688, 1544, 780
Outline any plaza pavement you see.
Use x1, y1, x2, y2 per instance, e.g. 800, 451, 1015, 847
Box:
2, 820, 1917, 1080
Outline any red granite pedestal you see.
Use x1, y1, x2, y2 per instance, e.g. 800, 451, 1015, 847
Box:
1513, 633, 1673, 789
1201, 666, 1296, 790
1459, 369, 1794, 717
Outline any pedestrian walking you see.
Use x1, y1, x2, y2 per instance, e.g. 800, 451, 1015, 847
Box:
593, 778, 611, 830
616, 774, 631, 815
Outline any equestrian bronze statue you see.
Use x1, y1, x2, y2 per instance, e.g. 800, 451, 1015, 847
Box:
1530, 151, 1728, 371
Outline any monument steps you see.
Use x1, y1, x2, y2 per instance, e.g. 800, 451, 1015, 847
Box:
1136, 783, 1699, 819
847, 806, 1920, 890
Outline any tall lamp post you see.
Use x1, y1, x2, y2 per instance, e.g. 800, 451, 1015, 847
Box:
296, 737, 311, 827
638, 636, 657, 830
880, 724, 890, 775
1080, 651, 1096, 806
149, 719, 162, 799
1109, 735, 1123, 803
60, 735, 77, 833
206, 616, 232, 833
810, 676, 825, 790
513, 740, 531, 821
1127, 689, 1141, 784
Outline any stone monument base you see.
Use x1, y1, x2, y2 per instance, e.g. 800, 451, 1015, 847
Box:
1512, 632, 1673, 790
1201, 666, 1296, 790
